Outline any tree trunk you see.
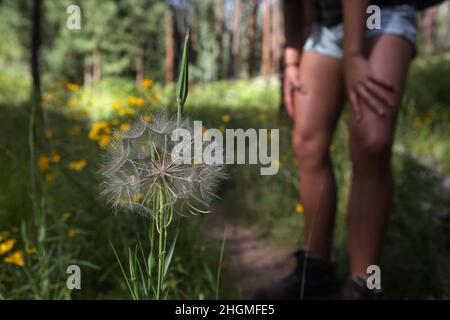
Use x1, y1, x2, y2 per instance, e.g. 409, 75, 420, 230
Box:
228, 0, 241, 79
165, 6, 175, 84
271, 0, 282, 74
261, 0, 271, 79
246, 0, 259, 77
214, 0, 224, 79
31, 0, 42, 102
422, 6, 438, 54
135, 47, 144, 86
83, 58, 92, 88
93, 47, 102, 85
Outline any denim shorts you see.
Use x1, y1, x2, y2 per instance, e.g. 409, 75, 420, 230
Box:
303, 4, 418, 59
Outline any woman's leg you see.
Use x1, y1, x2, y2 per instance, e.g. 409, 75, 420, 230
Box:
293, 51, 344, 261
347, 35, 414, 276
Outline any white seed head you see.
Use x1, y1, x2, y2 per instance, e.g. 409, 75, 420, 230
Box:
99, 112, 226, 218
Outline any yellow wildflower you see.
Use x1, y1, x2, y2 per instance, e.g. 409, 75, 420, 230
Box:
295, 203, 304, 215
0, 239, 16, 254
63, 212, 71, 221
141, 79, 154, 89
127, 97, 145, 107
45, 171, 60, 183
119, 122, 131, 133
98, 135, 112, 149
68, 160, 87, 171
4, 251, 24, 266
65, 82, 80, 91
143, 114, 153, 122
68, 229, 81, 238
119, 108, 137, 116
222, 114, 231, 123
112, 101, 122, 111
50, 151, 61, 163
38, 154, 50, 172
89, 121, 109, 140
26, 246, 37, 255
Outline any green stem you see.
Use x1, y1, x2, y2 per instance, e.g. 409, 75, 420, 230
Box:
156, 187, 165, 300
177, 102, 182, 129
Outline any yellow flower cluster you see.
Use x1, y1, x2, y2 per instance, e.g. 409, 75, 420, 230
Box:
295, 202, 304, 215
119, 122, 131, 133
141, 79, 154, 89
65, 82, 80, 91
4, 251, 24, 267
127, 96, 145, 107
63, 212, 71, 221
89, 121, 112, 149
0, 235, 29, 267
119, 108, 137, 116
45, 171, 60, 182
69, 160, 87, 171
68, 229, 82, 238
0, 239, 16, 254
38, 151, 61, 172
222, 114, 231, 123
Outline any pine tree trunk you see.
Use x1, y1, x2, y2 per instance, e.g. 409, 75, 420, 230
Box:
270, 0, 282, 74
228, 0, 240, 79
83, 58, 91, 88
214, 0, 224, 79
423, 6, 438, 54
135, 47, 144, 86
165, 6, 175, 84
93, 47, 102, 85
246, 0, 259, 77
261, 0, 271, 79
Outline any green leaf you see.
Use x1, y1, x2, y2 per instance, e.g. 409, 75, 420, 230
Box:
163, 228, 179, 277
176, 30, 190, 116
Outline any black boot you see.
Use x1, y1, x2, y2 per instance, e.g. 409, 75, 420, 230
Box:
341, 276, 382, 300
254, 250, 340, 300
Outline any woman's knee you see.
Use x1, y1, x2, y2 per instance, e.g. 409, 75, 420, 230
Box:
350, 130, 392, 164
292, 130, 330, 170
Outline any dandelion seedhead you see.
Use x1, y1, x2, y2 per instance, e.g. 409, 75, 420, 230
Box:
99, 112, 226, 218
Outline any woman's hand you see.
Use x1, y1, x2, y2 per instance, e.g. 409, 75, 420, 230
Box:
344, 55, 397, 121
284, 64, 302, 118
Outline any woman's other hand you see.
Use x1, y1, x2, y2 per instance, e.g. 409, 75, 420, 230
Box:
284, 63, 302, 118
344, 54, 397, 122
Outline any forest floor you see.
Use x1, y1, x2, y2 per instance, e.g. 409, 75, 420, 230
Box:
203, 204, 295, 299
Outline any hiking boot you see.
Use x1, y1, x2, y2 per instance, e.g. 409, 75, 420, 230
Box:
341, 276, 382, 300
254, 250, 340, 300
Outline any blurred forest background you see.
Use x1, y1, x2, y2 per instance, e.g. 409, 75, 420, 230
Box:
0, 0, 449, 299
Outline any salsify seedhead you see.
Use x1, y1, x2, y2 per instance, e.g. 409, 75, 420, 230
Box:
99, 112, 226, 217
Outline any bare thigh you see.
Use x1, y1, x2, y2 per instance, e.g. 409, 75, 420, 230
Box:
348, 35, 414, 156
292, 52, 344, 155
